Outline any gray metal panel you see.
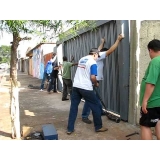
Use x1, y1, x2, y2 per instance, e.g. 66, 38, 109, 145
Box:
117, 20, 130, 121
56, 20, 112, 45
61, 20, 130, 121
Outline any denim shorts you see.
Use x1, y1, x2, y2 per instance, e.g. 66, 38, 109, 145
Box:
139, 107, 160, 127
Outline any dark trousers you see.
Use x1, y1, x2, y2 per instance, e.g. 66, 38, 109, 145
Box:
40, 72, 50, 90
67, 87, 102, 132
47, 76, 57, 92
82, 82, 103, 118
62, 78, 72, 99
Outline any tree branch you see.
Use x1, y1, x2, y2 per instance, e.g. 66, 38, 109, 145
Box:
18, 36, 32, 42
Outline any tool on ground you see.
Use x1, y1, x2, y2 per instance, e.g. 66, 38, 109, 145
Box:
42, 124, 58, 140
126, 131, 139, 137
93, 87, 121, 123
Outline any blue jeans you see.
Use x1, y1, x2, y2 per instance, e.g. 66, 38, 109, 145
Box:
47, 76, 57, 92
40, 72, 49, 90
82, 86, 103, 118
67, 87, 102, 132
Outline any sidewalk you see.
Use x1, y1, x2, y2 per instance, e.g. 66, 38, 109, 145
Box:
0, 71, 142, 140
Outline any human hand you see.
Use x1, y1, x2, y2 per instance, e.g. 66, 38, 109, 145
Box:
71, 56, 74, 61
142, 101, 148, 114
117, 34, 124, 41
101, 38, 105, 43
94, 82, 99, 87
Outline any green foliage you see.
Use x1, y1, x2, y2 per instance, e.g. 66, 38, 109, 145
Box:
0, 45, 11, 63
0, 20, 96, 44
58, 20, 96, 41
0, 20, 64, 41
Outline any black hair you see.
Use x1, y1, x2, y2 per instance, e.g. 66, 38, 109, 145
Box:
63, 56, 68, 61
100, 48, 109, 52
89, 48, 100, 56
147, 39, 160, 52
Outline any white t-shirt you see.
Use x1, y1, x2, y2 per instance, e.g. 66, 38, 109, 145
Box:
50, 56, 57, 63
96, 51, 106, 81
73, 55, 97, 90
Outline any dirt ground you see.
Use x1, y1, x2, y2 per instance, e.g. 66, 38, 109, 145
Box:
0, 70, 149, 140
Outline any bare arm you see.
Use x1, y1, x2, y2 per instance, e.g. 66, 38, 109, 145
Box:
90, 75, 99, 87
54, 65, 61, 70
72, 63, 78, 66
98, 38, 105, 51
106, 34, 124, 56
142, 83, 155, 114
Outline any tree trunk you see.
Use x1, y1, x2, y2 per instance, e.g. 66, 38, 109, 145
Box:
10, 33, 21, 139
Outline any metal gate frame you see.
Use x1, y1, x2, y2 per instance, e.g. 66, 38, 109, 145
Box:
57, 20, 130, 121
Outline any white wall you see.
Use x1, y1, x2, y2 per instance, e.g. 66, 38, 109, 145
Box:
41, 44, 56, 56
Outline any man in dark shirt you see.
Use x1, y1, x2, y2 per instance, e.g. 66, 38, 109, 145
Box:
47, 57, 60, 93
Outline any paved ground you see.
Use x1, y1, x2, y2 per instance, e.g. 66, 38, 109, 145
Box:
0, 70, 144, 140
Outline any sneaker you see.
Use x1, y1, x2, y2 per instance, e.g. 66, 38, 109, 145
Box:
66, 130, 74, 135
62, 98, 69, 101
40, 89, 43, 91
82, 118, 92, 124
96, 127, 108, 132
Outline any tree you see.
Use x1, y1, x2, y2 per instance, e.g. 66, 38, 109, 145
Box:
0, 20, 94, 139
0, 20, 67, 139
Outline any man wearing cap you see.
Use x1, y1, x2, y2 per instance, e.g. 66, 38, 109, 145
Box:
81, 34, 124, 124
67, 48, 108, 135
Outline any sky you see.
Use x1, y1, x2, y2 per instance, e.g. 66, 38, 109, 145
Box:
0, 31, 12, 46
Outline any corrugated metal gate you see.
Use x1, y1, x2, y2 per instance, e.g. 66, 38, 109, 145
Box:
60, 20, 129, 121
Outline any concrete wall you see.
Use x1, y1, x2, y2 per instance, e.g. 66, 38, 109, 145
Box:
129, 20, 160, 125
128, 20, 139, 125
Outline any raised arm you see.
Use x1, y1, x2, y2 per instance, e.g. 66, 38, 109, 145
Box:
106, 34, 124, 56
98, 38, 105, 51
70, 56, 78, 66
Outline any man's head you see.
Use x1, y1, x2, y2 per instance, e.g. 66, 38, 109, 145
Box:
100, 48, 108, 52
89, 48, 100, 60
63, 56, 68, 61
147, 39, 160, 59
52, 53, 56, 59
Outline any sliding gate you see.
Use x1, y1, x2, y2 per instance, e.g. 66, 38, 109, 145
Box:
60, 20, 129, 121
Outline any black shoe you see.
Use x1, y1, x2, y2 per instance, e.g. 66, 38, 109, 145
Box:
62, 98, 69, 101
101, 111, 106, 116
82, 118, 92, 124
66, 130, 74, 135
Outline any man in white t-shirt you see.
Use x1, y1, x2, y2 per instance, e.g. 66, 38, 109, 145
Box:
82, 34, 124, 124
67, 48, 108, 135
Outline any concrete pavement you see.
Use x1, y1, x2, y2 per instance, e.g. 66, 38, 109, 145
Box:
0, 70, 144, 140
